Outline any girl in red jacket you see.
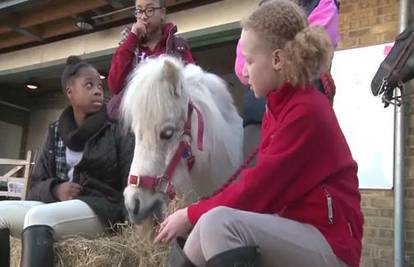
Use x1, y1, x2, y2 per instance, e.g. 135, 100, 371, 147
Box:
107, 0, 194, 118
156, 1, 363, 267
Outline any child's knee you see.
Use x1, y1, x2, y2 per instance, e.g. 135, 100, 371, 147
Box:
0, 217, 6, 229
199, 206, 240, 236
23, 206, 53, 228
0, 203, 10, 228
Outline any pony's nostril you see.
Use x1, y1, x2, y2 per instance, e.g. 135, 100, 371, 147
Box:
133, 199, 140, 216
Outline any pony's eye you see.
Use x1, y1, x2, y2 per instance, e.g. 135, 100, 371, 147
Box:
160, 128, 175, 140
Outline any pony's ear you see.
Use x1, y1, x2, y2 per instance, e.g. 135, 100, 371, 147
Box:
163, 60, 180, 97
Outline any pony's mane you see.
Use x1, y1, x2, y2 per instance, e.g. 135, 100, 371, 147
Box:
120, 56, 189, 137
190, 69, 242, 168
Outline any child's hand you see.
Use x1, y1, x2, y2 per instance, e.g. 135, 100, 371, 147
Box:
52, 182, 82, 201
131, 21, 147, 38
154, 208, 192, 244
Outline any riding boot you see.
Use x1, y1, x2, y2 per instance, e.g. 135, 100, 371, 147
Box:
206, 246, 260, 267
166, 237, 195, 267
20, 225, 54, 267
0, 228, 10, 267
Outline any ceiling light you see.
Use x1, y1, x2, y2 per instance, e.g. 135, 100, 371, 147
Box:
26, 83, 38, 90
76, 18, 94, 31
100, 74, 106, 80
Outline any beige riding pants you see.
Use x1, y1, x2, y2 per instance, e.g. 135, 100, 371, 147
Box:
184, 207, 349, 267
0, 199, 104, 240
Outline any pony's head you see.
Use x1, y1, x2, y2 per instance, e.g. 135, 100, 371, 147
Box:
371, 24, 414, 107
121, 56, 194, 223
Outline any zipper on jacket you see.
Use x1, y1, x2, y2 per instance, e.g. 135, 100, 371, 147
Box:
322, 185, 334, 224
348, 222, 353, 237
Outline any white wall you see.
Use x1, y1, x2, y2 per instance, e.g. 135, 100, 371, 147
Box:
0, 121, 23, 159
25, 108, 63, 155
332, 43, 394, 189
0, 121, 23, 174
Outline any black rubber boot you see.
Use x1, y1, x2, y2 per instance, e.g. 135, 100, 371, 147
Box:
206, 246, 260, 267
20, 225, 54, 267
0, 228, 10, 267
166, 237, 196, 267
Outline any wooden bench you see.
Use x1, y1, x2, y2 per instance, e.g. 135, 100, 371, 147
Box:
0, 150, 32, 200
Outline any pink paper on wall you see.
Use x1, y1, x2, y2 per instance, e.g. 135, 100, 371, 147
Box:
384, 45, 394, 56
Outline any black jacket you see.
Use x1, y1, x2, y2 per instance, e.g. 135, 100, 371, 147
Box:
27, 117, 134, 226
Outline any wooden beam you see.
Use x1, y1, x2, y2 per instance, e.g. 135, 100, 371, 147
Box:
166, 0, 193, 7
0, 18, 43, 41
0, 191, 22, 198
0, 14, 127, 50
0, 26, 9, 34
0, 32, 33, 50
0, 158, 29, 165
21, 150, 31, 200
0, 0, 221, 51
17, 0, 108, 28
0, 0, 109, 35
92, 6, 134, 21
40, 20, 80, 39
0, 14, 123, 50
105, 0, 124, 9
0, 15, 14, 34
0, 177, 26, 184
0, 0, 29, 10
3, 166, 23, 177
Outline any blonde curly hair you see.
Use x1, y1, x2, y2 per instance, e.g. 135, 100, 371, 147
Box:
242, 0, 333, 86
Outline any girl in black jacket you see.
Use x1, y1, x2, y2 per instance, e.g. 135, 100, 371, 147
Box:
0, 56, 134, 267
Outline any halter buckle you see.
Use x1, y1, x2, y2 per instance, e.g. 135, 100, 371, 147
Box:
156, 175, 171, 194
128, 175, 140, 187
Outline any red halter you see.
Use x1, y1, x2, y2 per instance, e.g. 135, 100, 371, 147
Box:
127, 101, 204, 199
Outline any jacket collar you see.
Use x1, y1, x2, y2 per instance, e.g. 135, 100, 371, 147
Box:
58, 106, 108, 152
142, 22, 176, 51
266, 82, 312, 120
163, 22, 177, 43
266, 82, 296, 119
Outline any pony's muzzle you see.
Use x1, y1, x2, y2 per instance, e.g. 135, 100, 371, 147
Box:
132, 198, 140, 216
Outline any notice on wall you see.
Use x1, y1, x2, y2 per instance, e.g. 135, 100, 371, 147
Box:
331, 43, 394, 189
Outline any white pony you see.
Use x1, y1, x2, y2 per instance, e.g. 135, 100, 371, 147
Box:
121, 55, 243, 223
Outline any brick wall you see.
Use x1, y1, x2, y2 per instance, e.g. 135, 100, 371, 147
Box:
360, 190, 395, 266
338, 0, 400, 50
403, 87, 414, 266
338, 0, 414, 266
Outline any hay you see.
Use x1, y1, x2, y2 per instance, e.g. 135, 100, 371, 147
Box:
11, 238, 21, 267
11, 198, 187, 267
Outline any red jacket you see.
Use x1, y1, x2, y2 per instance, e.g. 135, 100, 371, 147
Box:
108, 23, 194, 94
187, 82, 363, 267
